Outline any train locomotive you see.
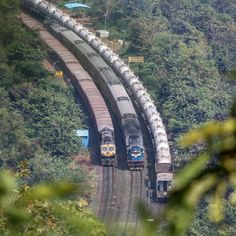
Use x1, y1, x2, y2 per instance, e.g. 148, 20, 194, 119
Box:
21, 0, 172, 190
100, 127, 116, 165
123, 114, 144, 170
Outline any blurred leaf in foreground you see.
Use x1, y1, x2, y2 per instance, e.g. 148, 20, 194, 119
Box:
0, 171, 106, 236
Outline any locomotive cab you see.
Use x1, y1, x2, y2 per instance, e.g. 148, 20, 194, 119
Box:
101, 144, 115, 158
127, 145, 144, 170
156, 163, 173, 202
100, 128, 116, 166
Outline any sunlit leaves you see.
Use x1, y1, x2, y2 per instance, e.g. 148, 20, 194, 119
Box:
208, 181, 226, 222
181, 119, 236, 147
27, 182, 78, 200
0, 172, 17, 208
174, 154, 209, 190
156, 75, 235, 235
0, 172, 105, 236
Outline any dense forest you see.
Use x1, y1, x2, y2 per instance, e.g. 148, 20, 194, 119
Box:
0, 0, 89, 185
0, 0, 235, 235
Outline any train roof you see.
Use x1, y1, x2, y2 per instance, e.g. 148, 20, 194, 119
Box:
109, 84, 136, 116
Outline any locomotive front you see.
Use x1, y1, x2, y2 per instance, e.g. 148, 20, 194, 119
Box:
123, 115, 144, 170
100, 128, 116, 166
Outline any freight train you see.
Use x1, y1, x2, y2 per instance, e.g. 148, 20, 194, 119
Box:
46, 22, 144, 170
21, 0, 172, 194
21, 12, 116, 166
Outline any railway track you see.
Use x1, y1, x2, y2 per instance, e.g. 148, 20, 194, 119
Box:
22, 2, 173, 229
98, 166, 115, 222
122, 171, 144, 236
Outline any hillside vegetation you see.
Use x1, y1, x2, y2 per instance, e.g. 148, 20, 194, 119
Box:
0, 0, 87, 184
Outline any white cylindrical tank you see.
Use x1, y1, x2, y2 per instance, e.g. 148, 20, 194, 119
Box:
103, 50, 112, 61
80, 29, 89, 39
67, 19, 76, 29
75, 25, 84, 33
98, 45, 109, 54
90, 38, 102, 48
34, 0, 42, 5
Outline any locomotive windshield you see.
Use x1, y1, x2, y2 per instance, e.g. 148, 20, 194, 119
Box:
130, 146, 143, 155
101, 147, 107, 151
157, 181, 172, 192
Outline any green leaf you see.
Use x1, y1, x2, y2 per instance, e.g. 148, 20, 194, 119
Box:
208, 181, 226, 222
174, 154, 209, 190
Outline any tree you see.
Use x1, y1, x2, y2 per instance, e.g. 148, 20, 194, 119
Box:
187, 199, 236, 236
0, 90, 34, 168
27, 152, 86, 185
16, 83, 85, 158
139, 32, 231, 138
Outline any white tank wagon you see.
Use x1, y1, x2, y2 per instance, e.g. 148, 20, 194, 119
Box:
21, 0, 173, 201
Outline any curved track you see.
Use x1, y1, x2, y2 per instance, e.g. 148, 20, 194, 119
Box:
21, 11, 158, 235
21, 1, 173, 206
98, 167, 115, 221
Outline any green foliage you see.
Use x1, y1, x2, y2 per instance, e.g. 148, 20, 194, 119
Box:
0, 0, 86, 185
137, 32, 231, 137
0, 89, 33, 168
0, 0, 20, 46
187, 199, 236, 236
0, 171, 106, 236
162, 105, 235, 235
16, 81, 84, 158
27, 152, 86, 185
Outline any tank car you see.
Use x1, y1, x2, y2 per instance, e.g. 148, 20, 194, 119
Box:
45, 22, 144, 170
156, 155, 173, 201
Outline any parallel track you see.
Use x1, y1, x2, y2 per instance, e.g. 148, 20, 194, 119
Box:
122, 171, 143, 236
98, 166, 115, 222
